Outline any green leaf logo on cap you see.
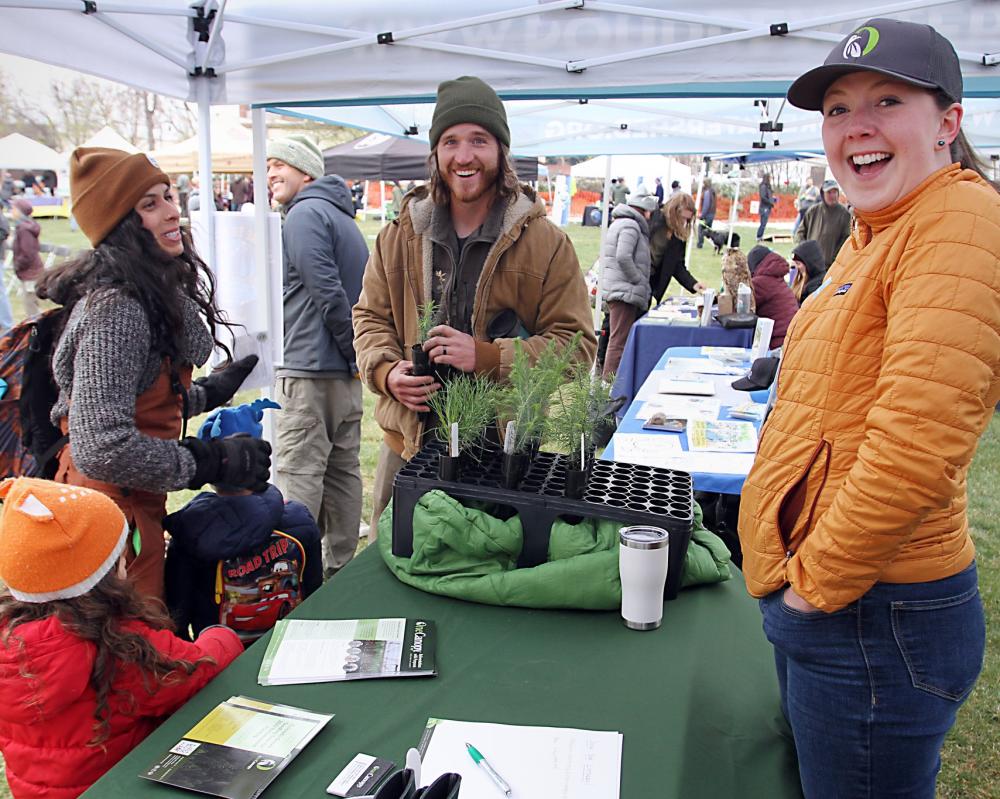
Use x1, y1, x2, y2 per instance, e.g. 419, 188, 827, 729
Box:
843, 26, 879, 59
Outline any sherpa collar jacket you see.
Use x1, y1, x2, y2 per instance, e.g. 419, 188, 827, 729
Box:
738, 165, 1000, 612
0, 617, 240, 799
353, 185, 596, 459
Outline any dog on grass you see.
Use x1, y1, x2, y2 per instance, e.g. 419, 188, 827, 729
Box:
700, 223, 741, 254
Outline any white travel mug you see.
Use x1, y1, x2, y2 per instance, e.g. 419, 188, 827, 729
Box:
619, 526, 670, 630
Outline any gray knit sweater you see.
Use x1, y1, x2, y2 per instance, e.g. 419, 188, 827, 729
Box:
50, 289, 213, 492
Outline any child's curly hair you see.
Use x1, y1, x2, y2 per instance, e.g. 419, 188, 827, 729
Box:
0, 571, 213, 747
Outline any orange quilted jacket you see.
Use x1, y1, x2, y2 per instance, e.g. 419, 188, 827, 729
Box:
739, 165, 1000, 611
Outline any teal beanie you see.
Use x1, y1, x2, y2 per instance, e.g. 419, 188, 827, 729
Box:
429, 76, 510, 149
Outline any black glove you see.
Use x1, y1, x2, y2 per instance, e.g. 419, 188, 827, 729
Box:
181, 434, 271, 492
373, 769, 461, 799
194, 354, 259, 412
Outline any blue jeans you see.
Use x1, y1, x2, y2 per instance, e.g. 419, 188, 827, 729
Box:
756, 206, 771, 239
760, 563, 985, 799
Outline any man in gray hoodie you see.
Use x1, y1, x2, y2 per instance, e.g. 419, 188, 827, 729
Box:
267, 134, 368, 577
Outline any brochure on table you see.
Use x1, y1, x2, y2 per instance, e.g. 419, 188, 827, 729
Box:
687, 420, 759, 453
258, 618, 436, 685
140, 696, 332, 799
418, 718, 623, 799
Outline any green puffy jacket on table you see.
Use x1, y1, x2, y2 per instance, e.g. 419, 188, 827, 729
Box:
378, 490, 731, 609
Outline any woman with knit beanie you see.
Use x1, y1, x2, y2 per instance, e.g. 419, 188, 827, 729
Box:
35, 147, 271, 601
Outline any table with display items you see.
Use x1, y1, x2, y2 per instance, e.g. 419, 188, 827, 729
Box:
84, 543, 802, 799
606, 347, 767, 495
611, 307, 755, 412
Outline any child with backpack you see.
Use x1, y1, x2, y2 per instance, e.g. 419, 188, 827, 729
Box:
0, 476, 241, 799
164, 399, 323, 642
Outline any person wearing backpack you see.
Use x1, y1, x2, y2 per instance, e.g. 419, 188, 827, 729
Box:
163, 400, 323, 640
35, 148, 270, 602
0, 476, 242, 799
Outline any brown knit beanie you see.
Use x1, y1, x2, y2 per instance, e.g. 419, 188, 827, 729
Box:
70, 147, 171, 247
429, 76, 510, 150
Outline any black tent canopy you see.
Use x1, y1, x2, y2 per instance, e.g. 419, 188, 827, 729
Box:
323, 133, 539, 182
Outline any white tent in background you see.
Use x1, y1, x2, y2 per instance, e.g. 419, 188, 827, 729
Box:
571, 155, 692, 197
149, 118, 255, 174
78, 126, 140, 153
0, 133, 65, 171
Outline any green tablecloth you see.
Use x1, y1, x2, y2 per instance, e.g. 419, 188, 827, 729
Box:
85, 546, 802, 799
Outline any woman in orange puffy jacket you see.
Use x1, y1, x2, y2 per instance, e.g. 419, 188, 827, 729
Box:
739, 18, 998, 799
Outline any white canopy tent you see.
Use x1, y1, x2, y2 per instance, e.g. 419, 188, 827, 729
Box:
570, 155, 692, 197
77, 126, 140, 153
0, 133, 65, 171
2, 0, 998, 367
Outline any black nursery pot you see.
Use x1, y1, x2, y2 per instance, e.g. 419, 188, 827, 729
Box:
438, 453, 461, 482
564, 467, 588, 499
411, 344, 432, 377
502, 452, 529, 489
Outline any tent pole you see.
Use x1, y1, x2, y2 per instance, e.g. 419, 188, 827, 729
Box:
593, 155, 612, 334
380, 179, 386, 222
726, 172, 741, 248
687, 157, 708, 266
196, 77, 214, 271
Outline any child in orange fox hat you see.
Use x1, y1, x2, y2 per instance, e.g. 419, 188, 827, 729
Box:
0, 477, 242, 799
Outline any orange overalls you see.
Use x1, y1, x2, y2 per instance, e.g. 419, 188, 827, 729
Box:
55, 361, 191, 601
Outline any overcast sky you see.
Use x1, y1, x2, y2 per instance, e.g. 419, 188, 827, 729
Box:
1, 53, 122, 110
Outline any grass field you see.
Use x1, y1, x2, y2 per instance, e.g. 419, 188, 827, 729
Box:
0, 215, 995, 797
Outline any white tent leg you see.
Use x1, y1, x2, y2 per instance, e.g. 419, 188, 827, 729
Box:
727, 175, 741, 248
687, 157, 709, 267
593, 154, 612, 333
196, 79, 215, 270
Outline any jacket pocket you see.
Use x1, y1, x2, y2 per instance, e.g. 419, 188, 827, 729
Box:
891, 585, 985, 701
776, 439, 831, 554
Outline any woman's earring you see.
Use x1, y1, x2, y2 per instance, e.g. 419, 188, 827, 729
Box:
937, 139, 947, 147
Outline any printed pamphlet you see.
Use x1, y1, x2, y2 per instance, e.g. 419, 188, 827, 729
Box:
687, 420, 759, 453
258, 618, 436, 685
140, 696, 332, 799
728, 402, 767, 421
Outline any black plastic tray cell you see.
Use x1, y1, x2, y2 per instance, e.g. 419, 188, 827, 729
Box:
392, 440, 695, 600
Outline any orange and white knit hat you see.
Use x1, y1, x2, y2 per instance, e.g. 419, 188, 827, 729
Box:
0, 478, 128, 603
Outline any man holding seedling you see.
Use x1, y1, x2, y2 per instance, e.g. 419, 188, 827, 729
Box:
354, 75, 596, 534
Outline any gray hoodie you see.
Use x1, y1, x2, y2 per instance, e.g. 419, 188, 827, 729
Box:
278, 175, 368, 375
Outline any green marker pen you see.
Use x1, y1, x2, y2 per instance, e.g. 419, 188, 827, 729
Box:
465, 742, 511, 798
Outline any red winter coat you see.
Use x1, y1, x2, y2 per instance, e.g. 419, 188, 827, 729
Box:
750, 251, 799, 349
0, 616, 241, 799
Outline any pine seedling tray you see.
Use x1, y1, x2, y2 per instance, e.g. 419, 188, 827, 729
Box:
391, 439, 694, 599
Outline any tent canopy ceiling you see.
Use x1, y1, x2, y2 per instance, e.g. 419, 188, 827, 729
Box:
1, 2, 999, 108
272, 95, 1000, 158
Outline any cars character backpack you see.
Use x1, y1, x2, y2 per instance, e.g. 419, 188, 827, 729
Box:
215, 529, 308, 643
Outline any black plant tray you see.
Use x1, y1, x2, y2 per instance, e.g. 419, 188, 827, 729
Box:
391, 439, 694, 600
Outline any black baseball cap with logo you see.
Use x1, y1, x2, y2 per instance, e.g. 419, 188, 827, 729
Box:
787, 17, 963, 111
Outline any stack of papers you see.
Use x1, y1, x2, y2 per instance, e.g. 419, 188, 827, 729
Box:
637, 397, 720, 421
658, 378, 715, 396
613, 433, 682, 466
141, 696, 332, 799
700, 346, 750, 364
258, 618, 437, 685
665, 357, 745, 376
688, 420, 759, 453
419, 718, 623, 799
729, 402, 767, 421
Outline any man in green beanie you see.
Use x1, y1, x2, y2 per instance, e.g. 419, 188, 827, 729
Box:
354, 75, 597, 533
267, 134, 368, 578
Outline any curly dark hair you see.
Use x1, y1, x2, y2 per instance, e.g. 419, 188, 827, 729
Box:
36, 211, 235, 363
0, 571, 213, 746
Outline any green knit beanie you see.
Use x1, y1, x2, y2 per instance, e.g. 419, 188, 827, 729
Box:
266, 134, 324, 180
429, 76, 510, 149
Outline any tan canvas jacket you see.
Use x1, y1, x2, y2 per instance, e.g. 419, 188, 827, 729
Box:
353, 185, 597, 459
